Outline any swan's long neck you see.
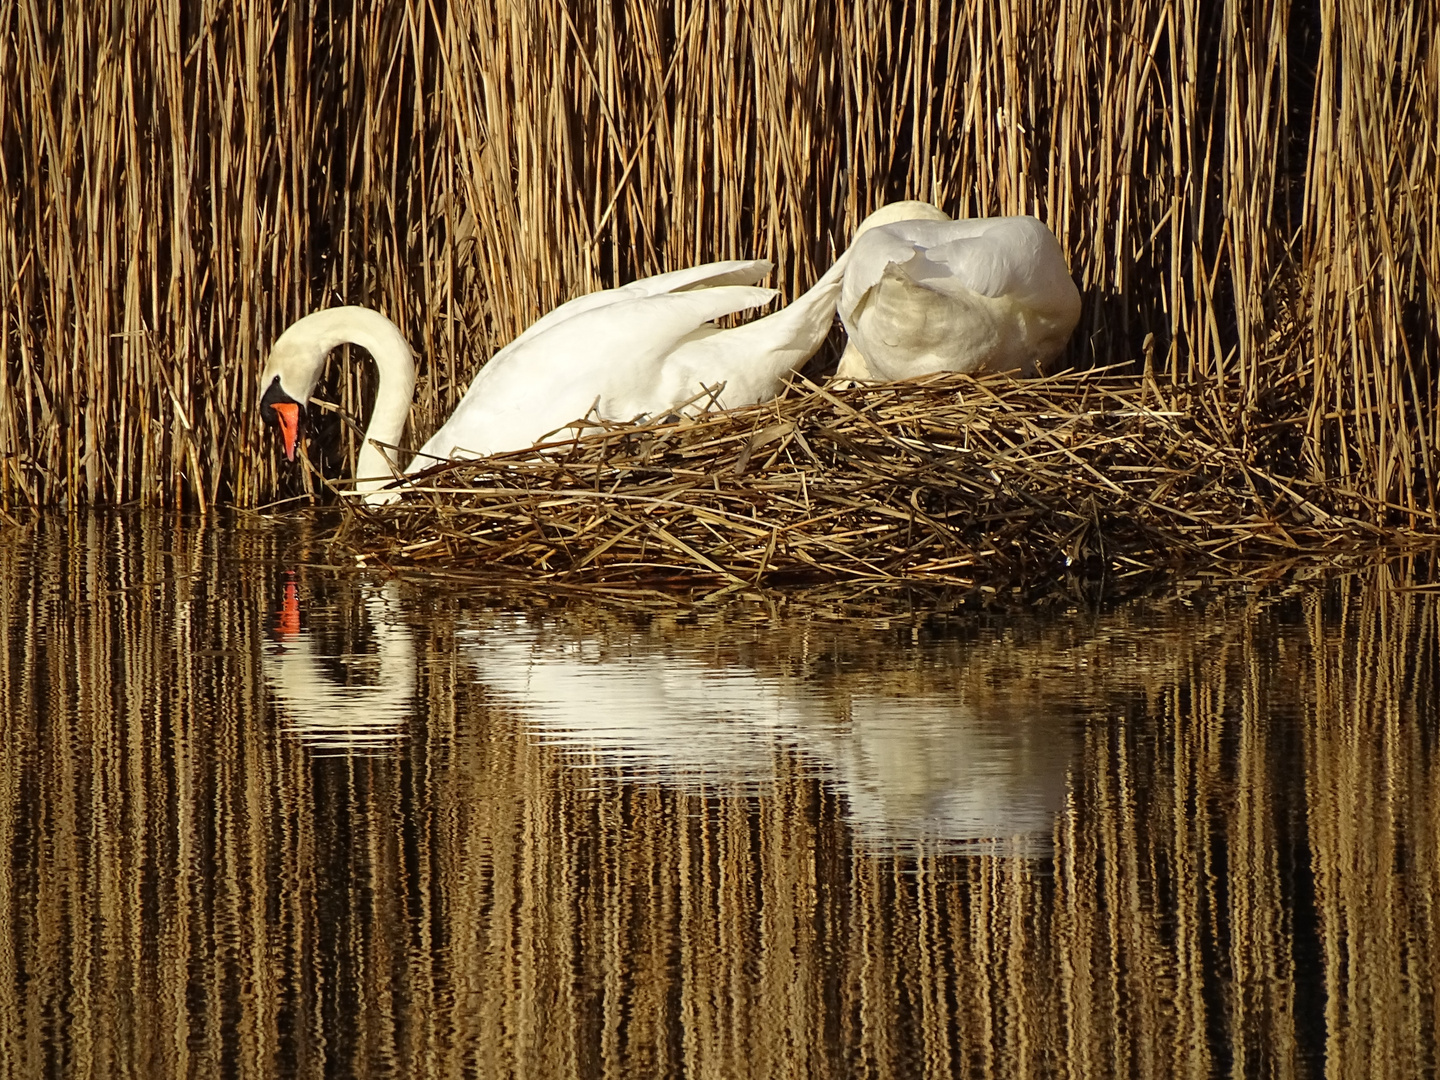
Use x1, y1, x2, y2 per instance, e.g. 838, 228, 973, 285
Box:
269, 307, 416, 499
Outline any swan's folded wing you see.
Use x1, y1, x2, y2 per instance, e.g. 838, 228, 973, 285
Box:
847, 216, 1066, 299
507, 259, 774, 352
413, 285, 778, 462
918, 233, 1035, 299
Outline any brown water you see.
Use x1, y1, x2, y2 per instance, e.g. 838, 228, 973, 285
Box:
2, 513, 1438, 1079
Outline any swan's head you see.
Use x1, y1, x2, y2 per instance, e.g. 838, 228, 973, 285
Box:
258, 316, 343, 462
258, 307, 415, 463
852, 200, 951, 242
258, 365, 309, 463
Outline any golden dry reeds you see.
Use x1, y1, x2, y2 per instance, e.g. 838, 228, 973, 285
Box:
329, 370, 1418, 588
1, 1, 1436, 522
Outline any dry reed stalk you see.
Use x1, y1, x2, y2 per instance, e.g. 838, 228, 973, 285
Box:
329, 370, 1418, 588
0, 1, 1435, 523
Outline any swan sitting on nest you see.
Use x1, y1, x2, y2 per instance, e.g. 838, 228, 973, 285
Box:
259, 255, 847, 503
836, 200, 1081, 381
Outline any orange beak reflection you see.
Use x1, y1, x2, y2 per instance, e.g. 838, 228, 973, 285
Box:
271, 402, 302, 461
275, 576, 301, 639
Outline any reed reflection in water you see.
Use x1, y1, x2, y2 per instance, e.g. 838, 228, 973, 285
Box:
1, 513, 1437, 1078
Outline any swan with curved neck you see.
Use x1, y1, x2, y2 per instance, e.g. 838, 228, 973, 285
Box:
260, 307, 416, 500
259, 255, 848, 503
836, 200, 1081, 381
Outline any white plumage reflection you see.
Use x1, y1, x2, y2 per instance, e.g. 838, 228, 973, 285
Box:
259, 587, 1080, 855
463, 612, 1079, 856
261, 578, 415, 755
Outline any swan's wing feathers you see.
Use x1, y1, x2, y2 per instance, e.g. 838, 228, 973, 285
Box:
624, 283, 779, 327
840, 219, 1035, 314
839, 230, 926, 319
651, 259, 774, 293
417, 285, 778, 461
843, 216, 1071, 302
894, 217, 1067, 301
834, 214, 1080, 380
504, 260, 774, 354
593, 260, 773, 302
664, 260, 848, 406
920, 234, 1033, 298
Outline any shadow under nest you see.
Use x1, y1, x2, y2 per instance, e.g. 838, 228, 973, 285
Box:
322, 371, 1419, 594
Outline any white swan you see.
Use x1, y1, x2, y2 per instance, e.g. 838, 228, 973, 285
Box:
835, 200, 1081, 381
259, 256, 847, 502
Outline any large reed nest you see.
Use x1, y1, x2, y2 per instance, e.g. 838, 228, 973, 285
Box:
329, 371, 1415, 591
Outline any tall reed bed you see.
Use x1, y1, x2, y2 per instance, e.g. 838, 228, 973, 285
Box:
1, 1, 1435, 517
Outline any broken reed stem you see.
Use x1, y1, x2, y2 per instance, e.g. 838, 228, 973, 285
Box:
331, 372, 1420, 589
1, 1, 1435, 522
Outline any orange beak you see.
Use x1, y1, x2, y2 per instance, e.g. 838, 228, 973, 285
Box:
271, 402, 302, 461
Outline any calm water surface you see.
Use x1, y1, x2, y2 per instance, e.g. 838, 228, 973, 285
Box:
2, 514, 1437, 1078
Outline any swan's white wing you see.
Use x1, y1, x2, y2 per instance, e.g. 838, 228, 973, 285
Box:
920, 219, 1076, 308
839, 227, 929, 322
839, 215, 1080, 380
842, 217, 1059, 313
661, 253, 849, 408
908, 234, 1036, 299
412, 284, 778, 463
452, 260, 775, 407
505, 259, 774, 353
621, 258, 775, 294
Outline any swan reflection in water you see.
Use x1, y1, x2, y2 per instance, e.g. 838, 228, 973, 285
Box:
261, 577, 415, 755
813, 695, 1074, 855
465, 614, 1078, 856
260, 584, 1077, 852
